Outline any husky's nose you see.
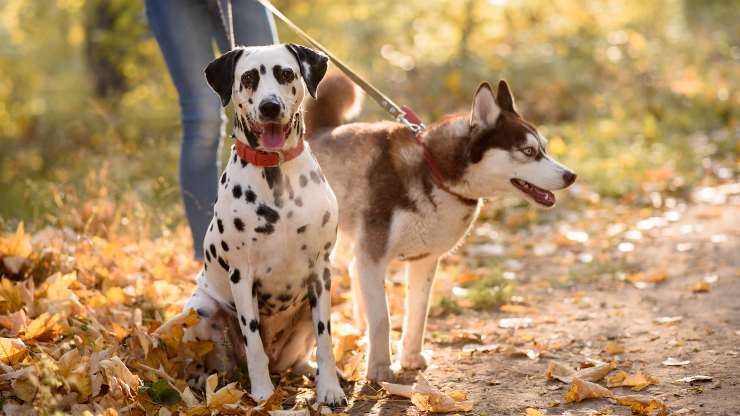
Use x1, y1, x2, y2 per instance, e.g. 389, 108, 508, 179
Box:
258, 98, 281, 120
563, 171, 577, 186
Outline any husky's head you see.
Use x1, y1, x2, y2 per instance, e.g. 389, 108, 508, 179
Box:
458, 81, 576, 206
204, 44, 328, 151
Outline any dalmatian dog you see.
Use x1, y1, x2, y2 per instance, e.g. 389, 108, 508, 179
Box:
180, 44, 346, 406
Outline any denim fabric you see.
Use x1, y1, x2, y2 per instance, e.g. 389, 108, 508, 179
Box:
145, 0, 277, 259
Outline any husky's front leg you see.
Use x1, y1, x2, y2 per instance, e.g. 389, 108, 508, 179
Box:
229, 266, 274, 401
399, 257, 439, 369
310, 263, 347, 406
355, 252, 394, 382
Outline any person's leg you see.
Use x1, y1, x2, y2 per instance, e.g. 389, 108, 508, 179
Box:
145, 0, 224, 260
211, 0, 278, 52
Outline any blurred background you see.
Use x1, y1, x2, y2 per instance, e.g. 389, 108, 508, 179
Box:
0, 0, 737, 234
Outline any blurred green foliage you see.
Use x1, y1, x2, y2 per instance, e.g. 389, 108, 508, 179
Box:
0, 0, 737, 231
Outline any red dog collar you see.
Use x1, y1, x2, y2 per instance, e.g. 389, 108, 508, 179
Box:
235, 137, 305, 167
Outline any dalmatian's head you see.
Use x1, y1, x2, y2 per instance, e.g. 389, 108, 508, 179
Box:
205, 44, 328, 151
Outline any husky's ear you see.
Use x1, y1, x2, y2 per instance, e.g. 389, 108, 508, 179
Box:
470, 82, 500, 128
496, 79, 517, 114
285, 43, 328, 98
204, 48, 245, 107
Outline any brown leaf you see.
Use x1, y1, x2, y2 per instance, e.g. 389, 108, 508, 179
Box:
564, 377, 614, 403
546, 361, 615, 384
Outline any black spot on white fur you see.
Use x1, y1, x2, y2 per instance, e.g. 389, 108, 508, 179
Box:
321, 211, 330, 226
256, 204, 280, 223
230, 268, 240, 283
234, 217, 245, 231
249, 319, 258, 332
245, 189, 256, 203
317, 321, 325, 335
232, 184, 242, 198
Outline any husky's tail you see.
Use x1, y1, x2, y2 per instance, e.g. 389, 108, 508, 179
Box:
304, 72, 364, 137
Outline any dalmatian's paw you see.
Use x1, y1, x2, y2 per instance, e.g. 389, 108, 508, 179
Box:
316, 381, 347, 408
250, 382, 275, 402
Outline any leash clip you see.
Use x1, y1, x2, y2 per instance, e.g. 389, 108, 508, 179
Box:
398, 105, 425, 136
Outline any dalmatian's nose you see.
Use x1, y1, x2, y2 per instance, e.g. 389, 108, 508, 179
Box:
258, 98, 281, 120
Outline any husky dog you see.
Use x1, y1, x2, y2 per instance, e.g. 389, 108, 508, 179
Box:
305, 74, 577, 381
180, 44, 345, 406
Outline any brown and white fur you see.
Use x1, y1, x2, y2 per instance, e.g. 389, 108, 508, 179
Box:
306, 74, 577, 381
180, 44, 345, 406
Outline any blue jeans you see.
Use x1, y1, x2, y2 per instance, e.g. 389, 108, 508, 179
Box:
146, 0, 277, 260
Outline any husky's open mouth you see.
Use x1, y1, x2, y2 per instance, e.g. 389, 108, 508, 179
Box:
510, 178, 556, 207
253, 122, 290, 150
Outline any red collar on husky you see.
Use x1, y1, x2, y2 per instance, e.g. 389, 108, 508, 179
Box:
403, 107, 473, 202
235, 137, 305, 167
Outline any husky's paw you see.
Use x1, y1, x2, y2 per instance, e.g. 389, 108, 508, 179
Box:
316, 382, 347, 408
400, 351, 428, 370
366, 364, 394, 383
250, 382, 275, 402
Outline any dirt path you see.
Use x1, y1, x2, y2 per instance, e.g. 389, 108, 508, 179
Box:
343, 201, 739, 415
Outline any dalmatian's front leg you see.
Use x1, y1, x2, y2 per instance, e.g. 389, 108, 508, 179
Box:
229, 265, 274, 401
309, 264, 347, 407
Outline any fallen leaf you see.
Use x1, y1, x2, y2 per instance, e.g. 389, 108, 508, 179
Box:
689, 281, 710, 293
0, 337, 28, 365
626, 271, 667, 286
546, 361, 575, 383
605, 341, 625, 355
662, 357, 690, 366
654, 316, 683, 325
673, 375, 713, 384
546, 361, 615, 383
382, 375, 474, 412
498, 317, 533, 329
205, 374, 245, 410
607, 370, 657, 391
525, 408, 545, 416
500, 304, 536, 315
564, 377, 614, 402
615, 395, 668, 416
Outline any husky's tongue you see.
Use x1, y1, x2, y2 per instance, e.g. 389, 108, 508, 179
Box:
261, 123, 285, 149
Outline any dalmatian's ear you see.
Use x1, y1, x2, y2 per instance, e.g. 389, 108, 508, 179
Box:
285, 43, 329, 98
204, 48, 245, 107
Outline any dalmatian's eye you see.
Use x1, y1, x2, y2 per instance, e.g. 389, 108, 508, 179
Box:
282, 69, 295, 83
521, 147, 535, 157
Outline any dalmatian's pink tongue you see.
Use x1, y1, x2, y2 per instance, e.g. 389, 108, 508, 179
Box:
261, 123, 286, 150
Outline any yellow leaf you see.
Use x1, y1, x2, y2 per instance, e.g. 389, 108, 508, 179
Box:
22, 312, 65, 341
689, 281, 710, 293
626, 271, 667, 284
105, 287, 127, 305
186, 340, 214, 357
607, 370, 657, 391
615, 395, 668, 416
0, 337, 28, 365
205, 374, 246, 410
12, 377, 38, 402
605, 341, 625, 355
0, 222, 32, 258
564, 377, 613, 403
526, 408, 545, 416
500, 304, 536, 315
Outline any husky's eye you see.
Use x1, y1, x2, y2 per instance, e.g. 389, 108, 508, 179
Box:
521, 147, 535, 157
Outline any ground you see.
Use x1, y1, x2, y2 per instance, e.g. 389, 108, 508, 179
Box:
0, 184, 737, 415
